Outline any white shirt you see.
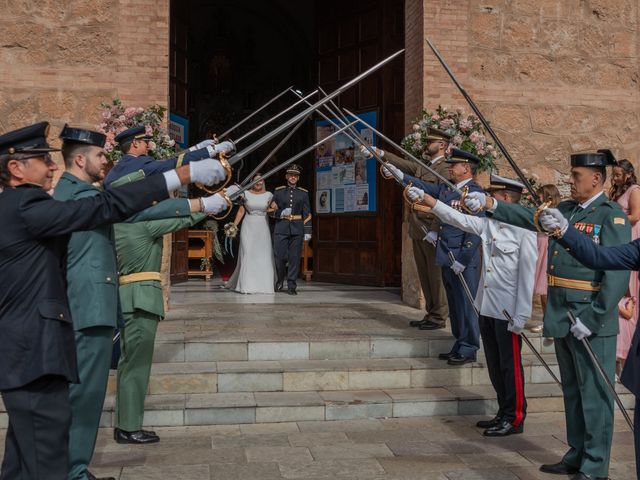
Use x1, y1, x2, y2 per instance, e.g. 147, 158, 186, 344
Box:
431, 154, 445, 165
432, 200, 538, 325
579, 190, 604, 209
456, 178, 473, 190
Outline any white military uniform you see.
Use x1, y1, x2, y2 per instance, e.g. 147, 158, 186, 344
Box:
431, 186, 537, 431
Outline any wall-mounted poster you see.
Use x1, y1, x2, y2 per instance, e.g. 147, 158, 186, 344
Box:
315, 111, 377, 214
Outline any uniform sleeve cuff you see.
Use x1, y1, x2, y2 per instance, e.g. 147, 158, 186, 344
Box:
163, 170, 181, 193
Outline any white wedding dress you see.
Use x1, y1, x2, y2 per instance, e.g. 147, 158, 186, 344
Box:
226, 190, 275, 294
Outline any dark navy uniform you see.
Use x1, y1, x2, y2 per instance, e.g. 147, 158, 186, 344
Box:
0, 123, 172, 480
271, 165, 311, 293
404, 148, 484, 362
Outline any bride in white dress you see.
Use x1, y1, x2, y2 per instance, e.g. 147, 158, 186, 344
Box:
226, 175, 275, 293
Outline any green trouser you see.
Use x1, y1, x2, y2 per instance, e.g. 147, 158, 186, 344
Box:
555, 333, 616, 478
68, 326, 114, 480
115, 310, 159, 432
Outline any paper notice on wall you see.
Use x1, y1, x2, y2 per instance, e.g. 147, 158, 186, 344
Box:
331, 166, 346, 186
316, 189, 331, 214
317, 171, 332, 190
333, 187, 345, 213
344, 185, 357, 212
356, 184, 369, 211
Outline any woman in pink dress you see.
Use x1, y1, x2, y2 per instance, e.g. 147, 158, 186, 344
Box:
617, 293, 637, 376
609, 159, 640, 359
530, 185, 561, 333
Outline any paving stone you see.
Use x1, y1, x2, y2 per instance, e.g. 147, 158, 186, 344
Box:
142, 410, 184, 427
309, 340, 370, 360
185, 407, 255, 425
245, 446, 314, 464
153, 342, 185, 362
309, 443, 394, 460
348, 371, 411, 390
325, 403, 391, 420
255, 392, 323, 407
121, 464, 210, 479
378, 456, 462, 477
186, 392, 256, 408
283, 372, 349, 391
249, 342, 310, 361
148, 373, 217, 394
458, 399, 499, 416
393, 400, 459, 417
443, 468, 521, 480
288, 431, 353, 447
210, 432, 291, 449
458, 452, 534, 467
185, 342, 248, 361
278, 458, 385, 479
319, 390, 391, 404
370, 338, 428, 358
384, 388, 456, 402
210, 462, 284, 480
218, 373, 283, 392
256, 406, 325, 423
346, 428, 426, 444
217, 360, 283, 373
410, 367, 472, 388
297, 419, 385, 433
240, 422, 300, 435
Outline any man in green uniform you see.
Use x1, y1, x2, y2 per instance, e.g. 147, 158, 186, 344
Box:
360, 127, 450, 329
53, 125, 233, 475
463, 150, 629, 480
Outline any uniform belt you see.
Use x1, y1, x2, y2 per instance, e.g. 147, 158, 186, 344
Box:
284, 215, 302, 221
119, 272, 162, 285
547, 274, 601, 292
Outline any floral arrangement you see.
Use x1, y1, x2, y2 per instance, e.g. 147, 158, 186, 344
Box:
401, 105, 499, 173
97, 98, 177, 164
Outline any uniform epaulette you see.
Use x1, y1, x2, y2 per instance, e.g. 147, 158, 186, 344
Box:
298, 187, 308, 193
275, 186, 286, 190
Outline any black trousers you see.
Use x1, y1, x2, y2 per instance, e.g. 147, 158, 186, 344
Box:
0, 375, 71, 480
479, 315, 527, 426
274, 233, 302, 289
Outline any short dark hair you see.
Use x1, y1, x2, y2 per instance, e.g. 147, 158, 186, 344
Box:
120, 140, 133, 154
591, 166, 606, 184
469, 163, 479, 176
61, 141, 92, 168
0, 152, 36, 187
505, 190, 522, 204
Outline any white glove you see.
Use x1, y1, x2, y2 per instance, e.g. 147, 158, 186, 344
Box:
423, 230, 438, 245
463, 191, 487, 213
406, 186, 425, 203
539, 208, 569, 236
225, 184, 240, 198
304, 234, 312, 242
570, 317, 592, 340
201, 193, 230, 214
280, 208, 292, 218
507, 316, 527, 335
359, 145, 384, 159
451, 260, 466, 275
213, 140, 236, 155
381, 163, 403, 181
190, 159, 226, 185
189, 139, 215, 152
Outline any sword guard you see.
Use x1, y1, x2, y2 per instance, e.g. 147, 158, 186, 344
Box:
459, 185, 474, 214
195, 152, 233, 195
210, 188, 234, 221
403, 182, 433, 214
379, 161, 393, 180
533, 201, 562, 237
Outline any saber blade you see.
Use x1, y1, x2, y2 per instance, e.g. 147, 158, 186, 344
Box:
226, 49, 404, 165
567, 310, 634, 432
502, 309, 562, 388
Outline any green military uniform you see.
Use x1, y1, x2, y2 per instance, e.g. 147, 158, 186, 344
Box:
54, 171, 196, 480
385, 149, 450, 326
113, 196, 206, 432
490, 193, 630, 478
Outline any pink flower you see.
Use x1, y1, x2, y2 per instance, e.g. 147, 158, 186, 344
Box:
413, 133, 421, 141
431, 114, 440, 121
102, 111, 111, 120
148, 141, 157, 151
477, 147, 486, 155
145, 125, 153, 136
168, 139, 176, 147
459, 119, 472, 132
413, 124, 420, 131
469, 131, 480, 142
104, 142, 113, 153
453, 134, 463, 145
124, 107, 136, 119
136, 107, 144, 114
440, 118, 454, 129
106, 132, 115, 142
117, 115, 125, 122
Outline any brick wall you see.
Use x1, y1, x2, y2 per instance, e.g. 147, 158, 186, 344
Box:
0, 0, 170, 145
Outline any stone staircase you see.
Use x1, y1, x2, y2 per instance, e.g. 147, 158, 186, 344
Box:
1, 284, 633, 429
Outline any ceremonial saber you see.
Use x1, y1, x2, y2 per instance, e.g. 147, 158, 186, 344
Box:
566, 310, 634, 431
502, 309, 562, 388
226, 49, 404, 166
240, 114, 311, 187
228, 120, 359, 202
342, 108, 461, 194
290, 88, 406, 187
425, 38, 541, 205
218, 85, 294, 141
233, 89, 318, 145
445, 248, 479, 317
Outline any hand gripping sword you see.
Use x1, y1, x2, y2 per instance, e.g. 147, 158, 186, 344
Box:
566, 310, 634, 432
502, 309, 562, 388
210, 120, 359, 220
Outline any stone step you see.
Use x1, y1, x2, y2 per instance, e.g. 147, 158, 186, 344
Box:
96, 384, 633, 427
106, 354, 563, 396
152, 330, 555, 363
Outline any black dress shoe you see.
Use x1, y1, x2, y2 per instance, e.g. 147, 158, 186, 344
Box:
287, 288, 297, 295
447, 353, 474, 366
476, 415, 502, 429
572, 473, 609, 480
418, 320, 445, 330
483, 419, 523, 437
114, 427, 159, 444
87, 471, 116, 480
409, 319, 427, 327
539, 462, 579, 475
438, 351, 455, 360
275, 281, 284, 292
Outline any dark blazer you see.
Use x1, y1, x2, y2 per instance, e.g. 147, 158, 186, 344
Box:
104, 148, 209, 188
0, 175, 168, 390
405, 175, 484, 268
559, 223, 640, 395
272, 186, 312, 236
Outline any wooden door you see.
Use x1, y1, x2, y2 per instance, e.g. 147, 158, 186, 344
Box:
313, 0, 404, 286
169, 2, 190, 283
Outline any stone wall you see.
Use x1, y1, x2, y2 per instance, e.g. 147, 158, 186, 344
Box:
0, 0, 170, 143
401, 0, 640, 307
